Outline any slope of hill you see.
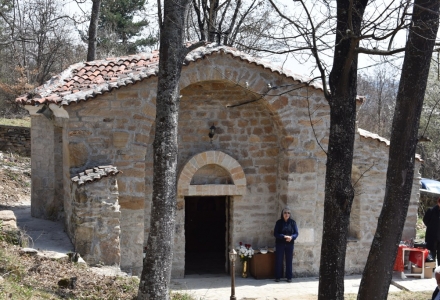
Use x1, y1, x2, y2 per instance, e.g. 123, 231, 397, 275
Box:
0, 151, 31, 208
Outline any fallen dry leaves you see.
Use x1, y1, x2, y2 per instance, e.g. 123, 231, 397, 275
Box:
0, 241, 139, 299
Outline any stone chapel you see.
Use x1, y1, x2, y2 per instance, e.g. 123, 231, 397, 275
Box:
16, 45, 421, 278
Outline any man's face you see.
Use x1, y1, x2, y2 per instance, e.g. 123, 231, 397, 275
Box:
437, 199, 440, 208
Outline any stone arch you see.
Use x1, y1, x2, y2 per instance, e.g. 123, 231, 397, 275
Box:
177, 150, 246, 196
178, 53, 294, 140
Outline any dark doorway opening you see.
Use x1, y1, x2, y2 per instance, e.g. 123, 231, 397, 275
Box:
185, 196, 228, 275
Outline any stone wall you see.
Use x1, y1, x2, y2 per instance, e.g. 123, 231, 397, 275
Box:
30, 115, 64, 219
172, 53, 334, 277
174, 79, 284, 275
69, 174, 121, 266
343, 131, 422, 274
0, 125, 31, 156
62, 81, 157, 274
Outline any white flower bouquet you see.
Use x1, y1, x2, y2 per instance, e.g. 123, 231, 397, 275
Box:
236, 242, 254, 262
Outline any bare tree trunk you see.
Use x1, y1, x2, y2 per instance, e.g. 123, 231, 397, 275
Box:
207, 0, 219, 42
137, 1, 191, 299
86, 0, 101, 61
318, 0, 368, 299
358, 0, 440, 298
191, 0, 206, 41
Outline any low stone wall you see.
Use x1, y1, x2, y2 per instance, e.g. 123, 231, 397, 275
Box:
0, 210, 17, 231
68, 173, 121, 266
0, 125, 30, 156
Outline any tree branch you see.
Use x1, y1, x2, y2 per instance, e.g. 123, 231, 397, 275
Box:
356, 46, 406, 55
182, 40, 209, 57
157, 0, 163, 30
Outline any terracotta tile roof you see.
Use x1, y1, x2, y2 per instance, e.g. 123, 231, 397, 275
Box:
358, 128, 422, 162
71, 165, 120, 185
16, 44, 324, 106
358, 128, 390, 146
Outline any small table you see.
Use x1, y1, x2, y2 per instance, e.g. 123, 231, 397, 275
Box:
394, 246, 429, 279
249, 252, 275, 279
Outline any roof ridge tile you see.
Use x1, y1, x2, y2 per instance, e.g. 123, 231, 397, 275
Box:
71, 165, 120, 186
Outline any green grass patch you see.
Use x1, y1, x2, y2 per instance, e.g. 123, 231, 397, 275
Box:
0, 246, 27, 283
0, 117, 31, 127
416, 217, 426, 241
171, 292, 198, 300
0, 280, 55, 299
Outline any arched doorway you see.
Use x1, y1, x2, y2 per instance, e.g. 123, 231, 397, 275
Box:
176, 151, 246, 276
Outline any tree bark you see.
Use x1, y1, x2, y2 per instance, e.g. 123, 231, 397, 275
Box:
318, 0, 368, 299
137, 0, 191, 299
358, 0, 440, 299
86, 0, 101, 61
207, 0, 219, 42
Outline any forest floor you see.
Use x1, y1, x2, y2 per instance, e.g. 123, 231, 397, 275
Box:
0, 150, 140, 299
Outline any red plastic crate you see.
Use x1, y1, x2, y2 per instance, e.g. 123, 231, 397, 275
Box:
409, 249, 429, 267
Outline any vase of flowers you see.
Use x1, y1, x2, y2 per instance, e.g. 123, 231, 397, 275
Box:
236, 242, 254, 278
